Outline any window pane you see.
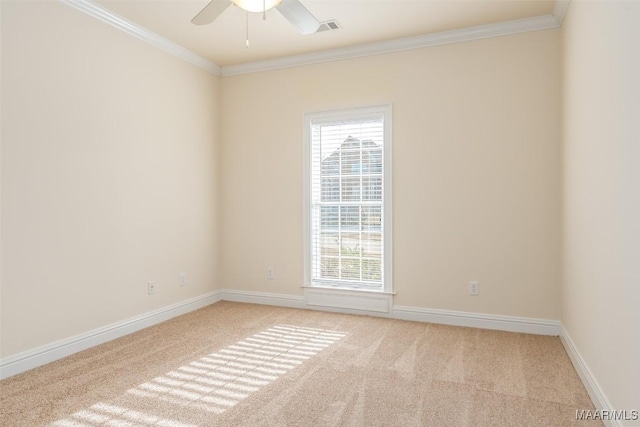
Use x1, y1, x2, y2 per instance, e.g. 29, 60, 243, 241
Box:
340, 206, 360, 231
362, 259, 381, 281
340, 233, 361, 258
320, 206, 339, 230
320, 233, 339, 257
321, 257, 339, 279
341, 177, 361, 201
362, 206, 381, 231
362, 147, 382, 174
361, 232, 382, 258
341, 148, 360, 176
362, 177, 382, 201
341, 258, 361, 281
321, 177, 339, 201
321, 156, 339, 176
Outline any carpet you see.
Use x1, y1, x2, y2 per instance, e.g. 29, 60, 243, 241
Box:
0, 301, 601, 426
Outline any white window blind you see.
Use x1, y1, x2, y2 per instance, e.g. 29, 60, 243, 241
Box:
307, 109, 389, 290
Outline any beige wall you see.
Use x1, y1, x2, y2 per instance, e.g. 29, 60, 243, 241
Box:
220, 29, 562, 319
562, 0, 640, 416
1, 1, 220, 358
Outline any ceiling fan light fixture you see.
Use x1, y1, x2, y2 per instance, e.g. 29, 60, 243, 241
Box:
233, 0, 282, 13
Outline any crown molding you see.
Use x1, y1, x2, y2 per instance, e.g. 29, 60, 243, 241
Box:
553, 0, 570, 26
60, 0, 221, 76
221, 14, 560, 77
61, 0, 565, 79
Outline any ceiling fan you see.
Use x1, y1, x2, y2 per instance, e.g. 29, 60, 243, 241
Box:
192, 0, 321, 35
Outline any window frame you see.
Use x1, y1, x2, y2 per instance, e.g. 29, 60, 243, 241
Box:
303, 105, 393, 294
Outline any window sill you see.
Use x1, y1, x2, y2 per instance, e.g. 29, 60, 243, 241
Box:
301, 285, 394, 313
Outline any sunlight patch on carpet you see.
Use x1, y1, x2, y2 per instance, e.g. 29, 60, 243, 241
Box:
49, 325, 346, 426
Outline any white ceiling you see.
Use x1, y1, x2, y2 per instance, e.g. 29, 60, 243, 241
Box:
94, 0, 556, 68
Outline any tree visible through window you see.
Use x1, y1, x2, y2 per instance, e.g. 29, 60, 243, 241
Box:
304, 106, 392, 291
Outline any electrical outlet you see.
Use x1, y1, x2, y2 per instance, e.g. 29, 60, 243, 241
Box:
267, 267, 274, 280
148, 281, 156, 295
469, 281, 479, 296
179, 273, 187, 286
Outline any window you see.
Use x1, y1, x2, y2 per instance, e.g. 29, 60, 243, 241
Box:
304, 106, 392, 293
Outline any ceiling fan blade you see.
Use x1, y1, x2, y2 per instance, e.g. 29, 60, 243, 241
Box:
276, 0, 320, 35
191, 0, 232, 26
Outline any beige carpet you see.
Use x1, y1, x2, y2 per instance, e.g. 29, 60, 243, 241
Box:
0, 301, 601, 427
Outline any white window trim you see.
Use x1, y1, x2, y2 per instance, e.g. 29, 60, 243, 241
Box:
303, 105, 393, 296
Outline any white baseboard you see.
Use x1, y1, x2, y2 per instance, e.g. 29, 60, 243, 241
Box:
220, 289, 394, 317
218, 289, 559, 336
219, 289, 306, 309
393, 305, 560, 335
560, 325, 621, 427
0, 291, 222, 380
0, 289, 562, 380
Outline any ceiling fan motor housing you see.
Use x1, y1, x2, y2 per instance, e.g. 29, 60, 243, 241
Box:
233, 0, 282, 13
